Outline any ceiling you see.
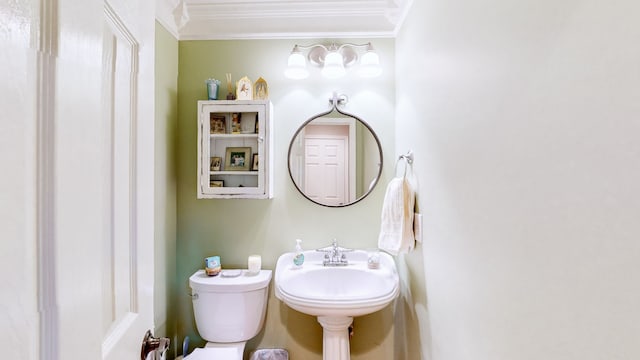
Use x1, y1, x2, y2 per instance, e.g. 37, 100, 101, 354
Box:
157, 0, 412, 40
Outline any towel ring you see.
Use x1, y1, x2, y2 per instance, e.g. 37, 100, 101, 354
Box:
395, 151, 414, 178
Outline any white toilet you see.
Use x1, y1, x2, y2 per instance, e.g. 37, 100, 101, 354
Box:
186, 269, 272, 359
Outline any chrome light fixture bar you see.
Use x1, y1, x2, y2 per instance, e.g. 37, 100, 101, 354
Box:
284, 42, 382, 80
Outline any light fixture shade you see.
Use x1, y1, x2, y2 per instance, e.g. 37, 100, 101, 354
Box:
321, 51, 346, 79
357, 50, 382, 78
287, 43, 382, 80
284, 51, 309, 79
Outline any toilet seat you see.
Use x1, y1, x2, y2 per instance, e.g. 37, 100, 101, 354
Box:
183, 343, 244, 360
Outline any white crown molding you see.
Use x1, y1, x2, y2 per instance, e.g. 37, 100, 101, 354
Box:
184, 1, 395, 19
391, 0, 413, 37
179, 30, 396, 41
156, 0, 409, 40
155, 0, 182, 39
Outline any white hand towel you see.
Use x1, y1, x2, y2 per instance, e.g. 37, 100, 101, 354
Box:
378, 177, 415, 256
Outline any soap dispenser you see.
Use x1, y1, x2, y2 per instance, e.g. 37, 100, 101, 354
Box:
293, 239, 305, 267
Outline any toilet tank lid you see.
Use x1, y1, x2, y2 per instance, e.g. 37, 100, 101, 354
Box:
189, 269, 272, 292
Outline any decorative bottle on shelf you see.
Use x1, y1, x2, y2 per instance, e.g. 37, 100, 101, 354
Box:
293, 239, 304, 268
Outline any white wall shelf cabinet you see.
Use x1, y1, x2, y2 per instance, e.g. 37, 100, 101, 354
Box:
197, 100, 273, 199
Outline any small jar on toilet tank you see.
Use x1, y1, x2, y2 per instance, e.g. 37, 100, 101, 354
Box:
247, 255, 261, 275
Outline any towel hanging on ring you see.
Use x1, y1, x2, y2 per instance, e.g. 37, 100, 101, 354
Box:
378, 176, 415, 255
379, 151, 416, 255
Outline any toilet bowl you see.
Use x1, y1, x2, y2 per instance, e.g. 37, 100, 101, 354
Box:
186, 269, 272, 360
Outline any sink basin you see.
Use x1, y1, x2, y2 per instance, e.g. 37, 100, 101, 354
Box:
275, 249, 399, 317
275, 249, 399, 360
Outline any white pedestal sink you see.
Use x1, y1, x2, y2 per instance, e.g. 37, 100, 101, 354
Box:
274, 249, 399, 360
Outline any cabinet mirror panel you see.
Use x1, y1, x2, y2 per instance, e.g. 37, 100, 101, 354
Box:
288, 109, 383, 207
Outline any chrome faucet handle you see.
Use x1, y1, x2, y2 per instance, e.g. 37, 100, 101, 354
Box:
316, 239, 353, 254
316, 239, 351, 266
316, 239, 341, 253
333, 239, 353, 253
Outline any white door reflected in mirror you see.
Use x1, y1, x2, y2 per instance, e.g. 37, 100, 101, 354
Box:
288, 113, 382, 207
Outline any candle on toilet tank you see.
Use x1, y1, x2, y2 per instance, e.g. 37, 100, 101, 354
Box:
248, 255, 261, 275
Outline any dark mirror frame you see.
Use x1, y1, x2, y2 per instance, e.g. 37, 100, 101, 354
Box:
287, 96, 383, 207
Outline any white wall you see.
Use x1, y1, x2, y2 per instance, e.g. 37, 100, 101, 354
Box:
396, 1, 640, 359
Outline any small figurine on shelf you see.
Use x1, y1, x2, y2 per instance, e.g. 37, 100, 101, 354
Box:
254, 77, 268, 100
231, 113, 241, 134
225, 73, 236, 100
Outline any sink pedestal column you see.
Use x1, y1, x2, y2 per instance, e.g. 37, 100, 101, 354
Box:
317, 316, 353, 360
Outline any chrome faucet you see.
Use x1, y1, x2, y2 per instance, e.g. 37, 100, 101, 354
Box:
316, 239, 352, 266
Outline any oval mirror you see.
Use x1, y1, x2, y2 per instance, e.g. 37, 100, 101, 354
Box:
288, 95, 383, 207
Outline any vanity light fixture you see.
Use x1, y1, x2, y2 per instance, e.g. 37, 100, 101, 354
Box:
284, 42, 382, 80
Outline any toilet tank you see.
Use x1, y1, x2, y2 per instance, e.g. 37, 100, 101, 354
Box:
189, 269, 272, 343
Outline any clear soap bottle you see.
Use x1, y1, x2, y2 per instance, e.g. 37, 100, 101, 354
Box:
293, 239, 305, 267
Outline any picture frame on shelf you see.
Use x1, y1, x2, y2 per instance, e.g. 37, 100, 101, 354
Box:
251, 153, 259, 171
210, 180, 224, 187
236, 76, 253, 100
224, 147, 251, 171
210, 156, 221, 171
241, 113, 257, 134
210, 114, 226, 134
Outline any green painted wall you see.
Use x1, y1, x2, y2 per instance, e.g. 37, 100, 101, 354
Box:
154, 21, 178, 347
176, 38, 396, 359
